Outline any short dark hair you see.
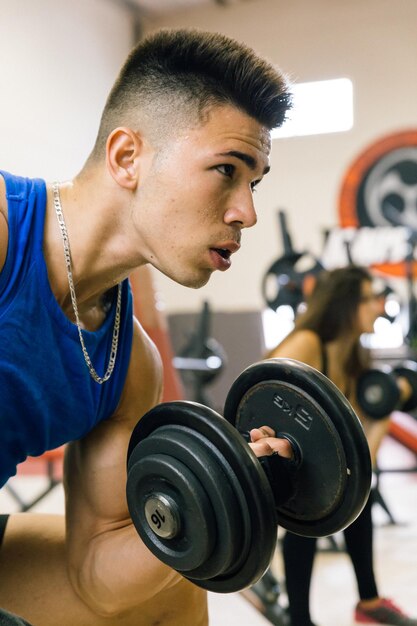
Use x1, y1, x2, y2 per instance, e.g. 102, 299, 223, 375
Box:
91, 28, 292, 158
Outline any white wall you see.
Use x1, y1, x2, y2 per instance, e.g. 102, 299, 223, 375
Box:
0, 0, 133, 180
1, 0, 416, 314
142, 0, 417, 313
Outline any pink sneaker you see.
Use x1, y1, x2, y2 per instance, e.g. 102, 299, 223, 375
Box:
355, 598, 417, 625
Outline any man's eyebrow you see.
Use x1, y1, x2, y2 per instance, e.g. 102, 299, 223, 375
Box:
217, 151, 270, 175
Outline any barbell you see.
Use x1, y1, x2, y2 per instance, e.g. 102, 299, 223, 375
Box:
126, 358, 371, 593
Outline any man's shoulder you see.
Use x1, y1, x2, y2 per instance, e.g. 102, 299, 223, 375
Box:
112, 316, 163, 423
131, 316, 164, 378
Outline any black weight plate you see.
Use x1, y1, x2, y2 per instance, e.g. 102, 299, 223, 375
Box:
127, 446, 215, 571
262, 254, 304, 311
229, 379, 346, 527
171, 428, 251, 582
356, 369, 400, 419
224, 359, 372, 538
143, 425, 245, 580
127, 402, 278, 593
262, 254, 323, 312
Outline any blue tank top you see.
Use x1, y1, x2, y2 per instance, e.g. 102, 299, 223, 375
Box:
0, 171, 133, 487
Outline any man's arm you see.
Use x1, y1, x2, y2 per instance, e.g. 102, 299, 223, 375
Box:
64, 316, 290, 616
64, 317, 189, 616
0, 511, 206, 626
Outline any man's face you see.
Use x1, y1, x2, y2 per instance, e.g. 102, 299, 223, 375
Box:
132, 104, 271, 288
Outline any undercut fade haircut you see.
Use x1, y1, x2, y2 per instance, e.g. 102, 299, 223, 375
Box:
90, 28, 292, 159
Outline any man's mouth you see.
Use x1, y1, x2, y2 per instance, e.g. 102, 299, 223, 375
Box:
209, 243, 240, 271
212, 247, 232, 260
208, 240, 240, 271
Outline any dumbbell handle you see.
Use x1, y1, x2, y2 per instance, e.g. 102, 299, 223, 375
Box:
241, 430, 301, 508
259, 453, 298, 507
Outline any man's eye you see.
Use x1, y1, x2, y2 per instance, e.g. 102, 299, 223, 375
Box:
251, 180, 261, 193
217, 164, 235, 178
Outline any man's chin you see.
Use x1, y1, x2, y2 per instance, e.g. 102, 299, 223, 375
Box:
158, 265, 212, 289
184, 277, 211, 290
180, 271, 212, 290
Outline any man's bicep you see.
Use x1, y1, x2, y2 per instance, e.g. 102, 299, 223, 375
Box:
62, 322, 173, 612
64, 419, 135, 523
64, 319, 163, 522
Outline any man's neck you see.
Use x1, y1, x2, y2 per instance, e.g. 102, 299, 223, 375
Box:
42, 169, 144, 320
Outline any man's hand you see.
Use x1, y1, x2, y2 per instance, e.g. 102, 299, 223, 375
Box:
248, 426, 294, 459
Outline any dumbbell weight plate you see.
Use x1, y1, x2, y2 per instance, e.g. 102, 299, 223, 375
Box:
262, 253, 323, 313
262, 254, 304, 312
356, 368, 400, 419
224, 358, 372, 538
126, 402, 277, 593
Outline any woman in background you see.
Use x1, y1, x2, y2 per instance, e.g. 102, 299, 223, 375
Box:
268, 266, 417, 626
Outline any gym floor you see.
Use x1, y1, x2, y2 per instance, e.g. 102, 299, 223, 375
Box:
0, 435, 416, 626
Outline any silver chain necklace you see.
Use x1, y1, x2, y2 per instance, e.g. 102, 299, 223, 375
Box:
52, 182, 122, 384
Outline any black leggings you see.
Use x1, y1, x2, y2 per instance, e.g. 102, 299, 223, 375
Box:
283, 496, 378, 626
0, 515, 34, 626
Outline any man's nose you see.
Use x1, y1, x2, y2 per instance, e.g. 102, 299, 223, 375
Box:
224, 193, 257, 229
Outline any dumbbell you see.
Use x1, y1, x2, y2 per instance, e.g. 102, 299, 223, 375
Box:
126, 358, 371, 593
356, 360, 417, 420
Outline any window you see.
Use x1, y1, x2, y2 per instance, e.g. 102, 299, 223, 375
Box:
272, 78, 353, 139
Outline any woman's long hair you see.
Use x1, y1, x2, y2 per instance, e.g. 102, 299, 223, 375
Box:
277, 266, 372, 377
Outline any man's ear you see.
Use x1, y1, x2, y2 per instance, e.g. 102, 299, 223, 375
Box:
106, 127, 142, 190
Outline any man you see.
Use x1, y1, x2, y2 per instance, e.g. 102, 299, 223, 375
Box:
0, 28, 292, 625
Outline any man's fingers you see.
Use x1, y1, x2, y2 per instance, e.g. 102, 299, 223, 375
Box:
249, 428, 294, 459
249, 426, 275, 441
